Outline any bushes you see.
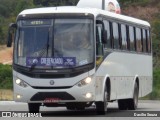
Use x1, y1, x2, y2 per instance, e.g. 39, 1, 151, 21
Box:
119, 0, 150, 7
143, 68, 160, 100
151, 69, 160, 99
33, 0, 79, 7
0, 0, 34, 44
152, 20, 160, 69
0, 64, 12, 89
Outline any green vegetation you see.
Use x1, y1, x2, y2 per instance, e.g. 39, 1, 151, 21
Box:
119, 0, 150, 7
0, 0, 34, 44
152, 20, 160, 68
0, 64, 12, 89
0, 0, 160, 100
151, 69, 160, 99
142, 68, 160, 100
33, 0, 78, 7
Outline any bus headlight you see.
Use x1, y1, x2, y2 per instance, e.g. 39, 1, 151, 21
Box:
15, 79, 28, 88
77, 77, 92, 87
15, 79, 21, 84
16, 94, 22, 99
85, 93, 92, 98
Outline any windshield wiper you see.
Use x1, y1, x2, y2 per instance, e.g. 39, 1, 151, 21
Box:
29, 31, 50, 71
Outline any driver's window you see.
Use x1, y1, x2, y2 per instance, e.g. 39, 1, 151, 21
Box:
96, 26, 102, 44
96, 25, 103, 55
96, 24, 104, 66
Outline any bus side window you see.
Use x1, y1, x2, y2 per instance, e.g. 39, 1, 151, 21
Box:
118, 23, 122, 50
133, 27, 137, 51
110, 22, 114, 49
142, 29, 147, 53
129, 26, 135, 51
136, 27, 142, 52
96, 25, 103, 56
103, 20, 111, 49
121, 24, 127, 50
112, 22, 119, 49
146, 29, 151, 53
96, 24, 104, 66
126, 25, 130, 51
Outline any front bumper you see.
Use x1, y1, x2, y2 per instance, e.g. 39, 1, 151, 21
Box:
13, 72, 96, 103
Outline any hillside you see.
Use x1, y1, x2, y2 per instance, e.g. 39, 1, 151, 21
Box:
122, 4, 159, 22
121, 0, 160, 69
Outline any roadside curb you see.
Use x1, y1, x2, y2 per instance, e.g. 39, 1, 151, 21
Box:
0, 101, 26, 105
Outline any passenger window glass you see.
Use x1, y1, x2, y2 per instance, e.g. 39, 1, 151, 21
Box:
112, 22, 119, 49
121, 24, 127, 50
142, 29, 146, 52
126, 26, 130, 50
136, 28, 142, 52
129, 26, 135, 51
103, 20, 111, 49
147, 30, 151, 53
96, 25, 103, 56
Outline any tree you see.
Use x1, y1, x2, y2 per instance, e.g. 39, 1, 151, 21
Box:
14, 0, 34, 15
0, 0, 35, 45
33, 0, 79, 7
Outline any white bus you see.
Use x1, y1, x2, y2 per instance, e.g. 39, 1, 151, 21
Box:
7, 6, 152, 114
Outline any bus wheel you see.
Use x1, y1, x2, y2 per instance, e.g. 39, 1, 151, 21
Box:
118, 99, 128, 110
95, 86, 108, 115
28, 103, 40, 113
128, 83, 139, 110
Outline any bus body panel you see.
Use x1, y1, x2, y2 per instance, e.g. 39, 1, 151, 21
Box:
96, 51, 152, 100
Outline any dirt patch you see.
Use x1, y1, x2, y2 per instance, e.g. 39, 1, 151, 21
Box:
0, 45, 13, 64
0, 45, 6, 51
122, 5, 159, 22
0, 89, 13, 101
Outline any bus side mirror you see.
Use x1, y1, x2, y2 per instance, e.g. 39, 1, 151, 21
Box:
102, 30, 107, 44
7, 23, 17, 47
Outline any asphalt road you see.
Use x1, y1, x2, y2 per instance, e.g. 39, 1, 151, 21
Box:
0, 100, 160, 120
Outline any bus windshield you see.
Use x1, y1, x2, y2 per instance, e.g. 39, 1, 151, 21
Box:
14, 19, 94, 69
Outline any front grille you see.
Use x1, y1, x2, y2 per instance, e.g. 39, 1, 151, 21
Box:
31, 86, 72, 89
30, 92, 75, 101
20, 71, 84, 78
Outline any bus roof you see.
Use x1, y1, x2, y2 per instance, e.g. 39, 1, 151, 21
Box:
19, 6, 150, 27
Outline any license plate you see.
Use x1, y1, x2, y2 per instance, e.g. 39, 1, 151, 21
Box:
44, 98, 61, 103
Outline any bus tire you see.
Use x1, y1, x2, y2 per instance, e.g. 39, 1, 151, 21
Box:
118, 99, 128, 110
128, 82, 139, 110
28, 103, 40, 113
95, 86, 108, 115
